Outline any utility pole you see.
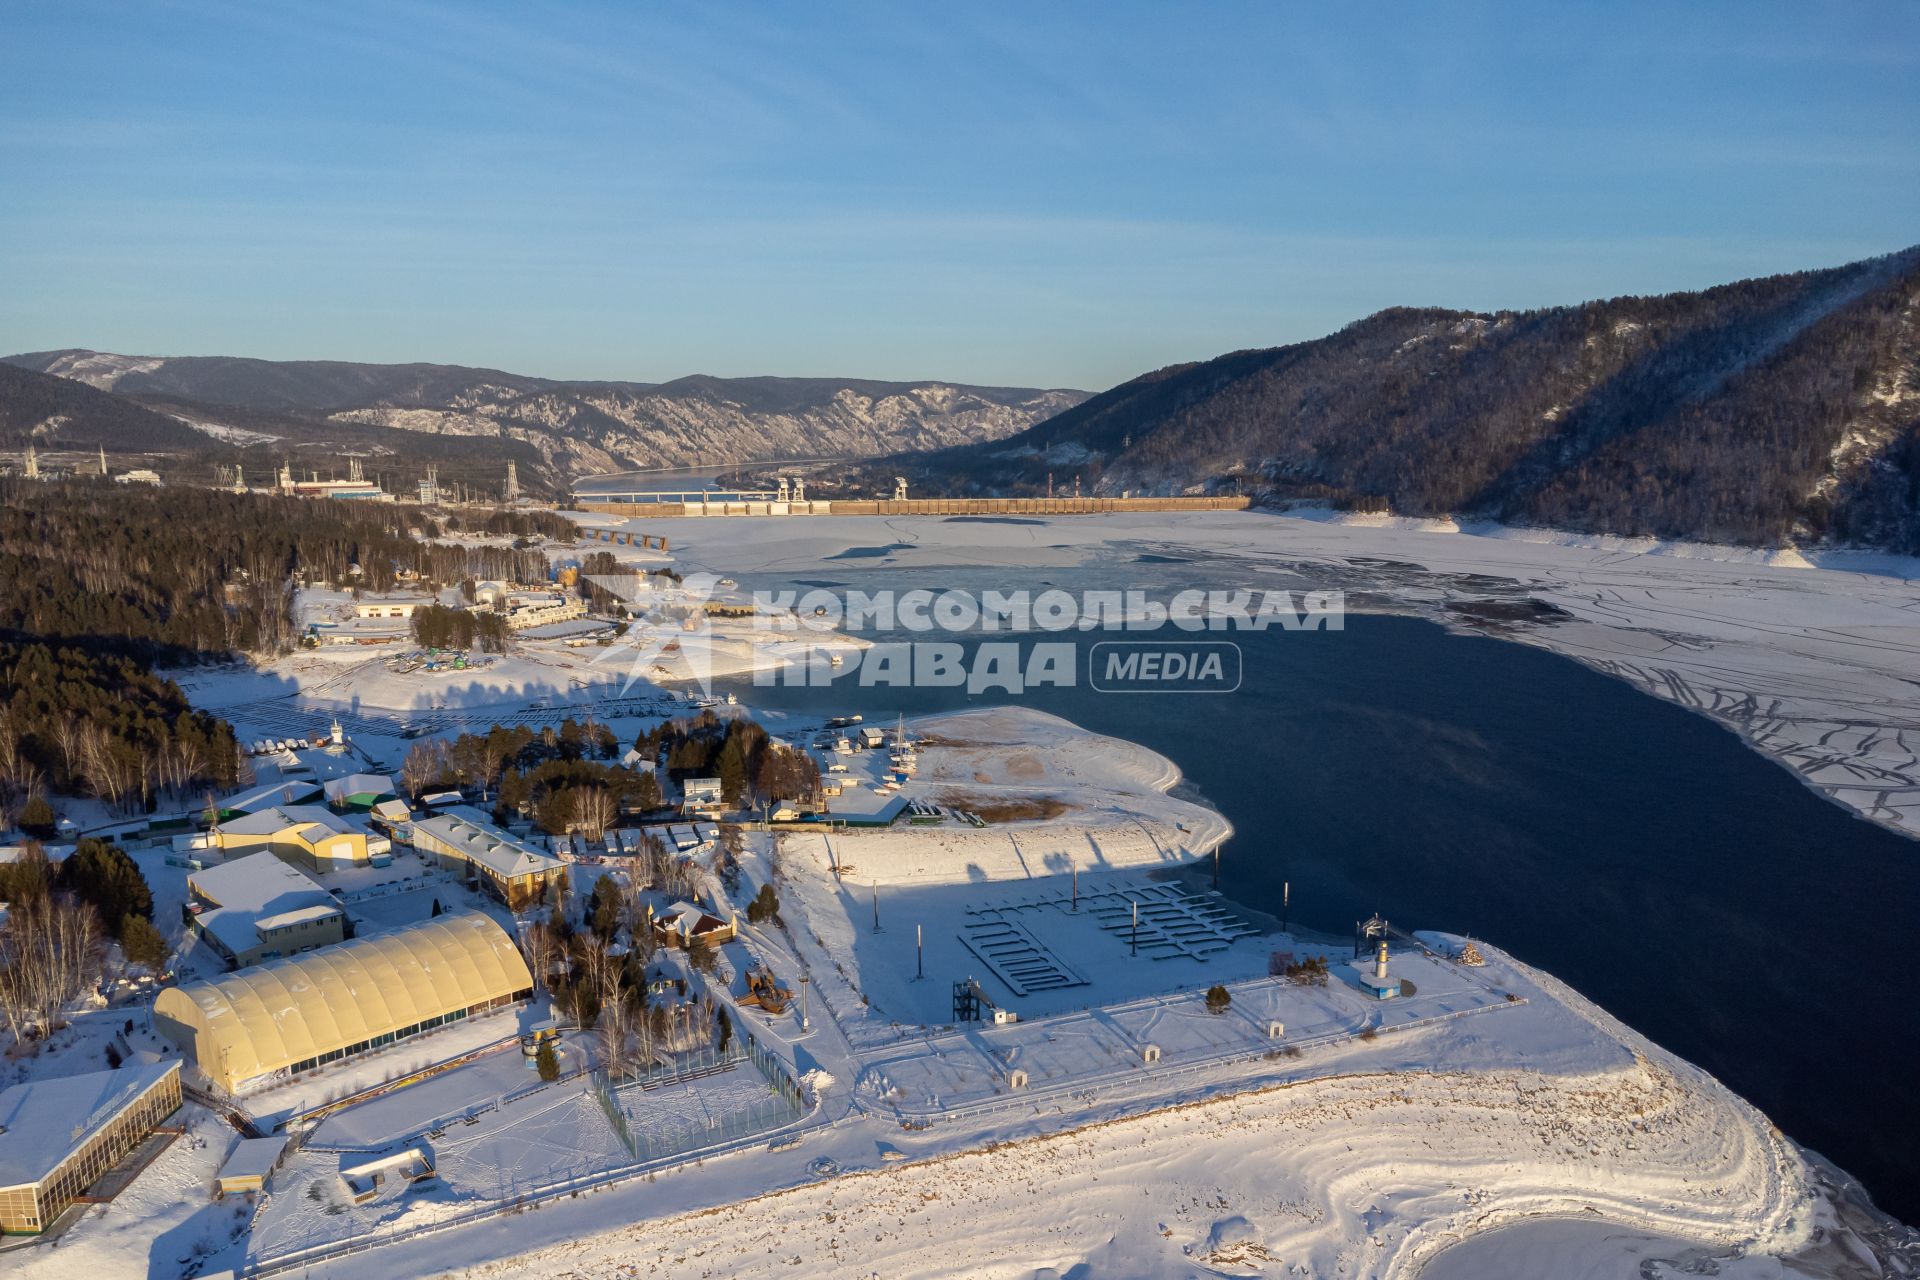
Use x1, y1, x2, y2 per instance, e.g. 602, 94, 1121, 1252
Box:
1131, 900, 1138, 957
1282, 881, 1290, 935
872, 881, 881, 932
1212, 844, 1219, 890
1071, 865, 1078, 912
798, 975, 810, 1030
916, 923, 924, 980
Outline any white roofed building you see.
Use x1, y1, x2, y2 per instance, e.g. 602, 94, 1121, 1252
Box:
411, 809, 567, 910
185, 852, 347, 969
0, 1062, 182, 1234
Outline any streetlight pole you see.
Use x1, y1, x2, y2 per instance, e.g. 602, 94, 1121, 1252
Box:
798, 975, 810, 1030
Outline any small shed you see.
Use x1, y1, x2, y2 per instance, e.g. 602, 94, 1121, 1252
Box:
214, 1135, 288, 1196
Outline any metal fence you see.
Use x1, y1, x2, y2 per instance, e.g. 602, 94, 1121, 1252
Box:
860, 986, 1527, 1128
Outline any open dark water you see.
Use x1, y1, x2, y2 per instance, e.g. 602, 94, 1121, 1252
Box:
716, 614, 1920, 1222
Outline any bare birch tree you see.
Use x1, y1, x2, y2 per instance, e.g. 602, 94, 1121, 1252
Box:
0, 896, 105, 1043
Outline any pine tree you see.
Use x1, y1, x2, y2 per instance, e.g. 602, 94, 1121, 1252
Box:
17, 794, 55, 836
59, 839, 153, 939
120, 914, 169, 970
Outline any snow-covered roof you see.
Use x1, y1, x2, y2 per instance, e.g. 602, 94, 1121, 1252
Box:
322, 773, 397, 804
656, 900, 729, 936
0, 1061, 181, 1189
219, 779, 325, 813
190, 851, 335, 913
412, 810, 564, 879
255, 903, 344, 931
188, 853, 342, 956
219, 805, 356, 839
216, 1134, 288, 1184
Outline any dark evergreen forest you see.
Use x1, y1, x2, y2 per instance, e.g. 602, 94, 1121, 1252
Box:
0, 479, 575, 815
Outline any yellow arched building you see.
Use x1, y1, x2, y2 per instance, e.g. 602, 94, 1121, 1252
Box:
153, 913, 532, 1093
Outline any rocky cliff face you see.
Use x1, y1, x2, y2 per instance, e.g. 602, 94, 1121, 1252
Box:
2, 349, 1086, 477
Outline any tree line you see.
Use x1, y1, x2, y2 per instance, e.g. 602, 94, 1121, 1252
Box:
0, 642, 239, 823
0, 478, 558, 661
639, 712, 820, 808
410, 603, 511, 653
0, 840, 167, 1044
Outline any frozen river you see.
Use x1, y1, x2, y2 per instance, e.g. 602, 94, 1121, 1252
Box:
708, 570, 1920, 1225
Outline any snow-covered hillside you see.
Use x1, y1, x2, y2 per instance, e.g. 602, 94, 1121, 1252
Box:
3, 349, 1087, 474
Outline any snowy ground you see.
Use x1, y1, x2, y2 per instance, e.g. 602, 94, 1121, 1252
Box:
379, 936, 1908, 1280
11, 507, 1916, 1278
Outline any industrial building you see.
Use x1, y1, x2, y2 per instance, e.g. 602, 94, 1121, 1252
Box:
185, 852, 347, 968
410, 809, 567, 909
154, 913, 534, 1093
208, 804, 388, 873
0, 1062, 182, 1234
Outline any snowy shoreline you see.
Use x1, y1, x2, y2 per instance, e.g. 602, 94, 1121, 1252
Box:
429, 932, 1902, 1280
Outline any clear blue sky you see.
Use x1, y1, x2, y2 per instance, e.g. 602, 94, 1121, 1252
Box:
2, 2, 1915, 391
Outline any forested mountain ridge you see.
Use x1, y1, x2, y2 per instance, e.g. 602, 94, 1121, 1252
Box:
0, 360, 207, 452
1, 349, 1086, 486
920, 246, 1920, 550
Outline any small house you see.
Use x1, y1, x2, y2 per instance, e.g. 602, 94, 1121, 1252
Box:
651, 901, 736, 950
681, 777, 725, 817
